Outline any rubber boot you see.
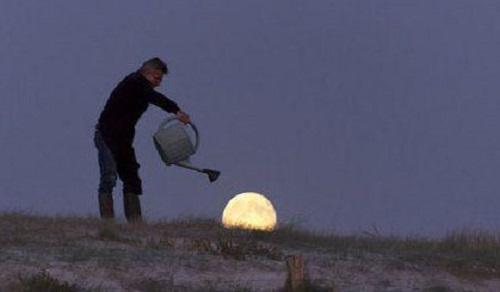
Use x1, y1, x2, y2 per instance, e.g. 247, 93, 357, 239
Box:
123, 192, 142, 223
98, 193, 115, 219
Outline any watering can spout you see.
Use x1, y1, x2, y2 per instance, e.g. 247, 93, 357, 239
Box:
203, 169, 220, 183
173, 160, 221, 183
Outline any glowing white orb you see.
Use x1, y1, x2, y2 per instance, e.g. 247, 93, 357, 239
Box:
222, 192, 277, 231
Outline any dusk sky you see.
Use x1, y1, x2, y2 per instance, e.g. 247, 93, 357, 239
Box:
1, 1, 500, 237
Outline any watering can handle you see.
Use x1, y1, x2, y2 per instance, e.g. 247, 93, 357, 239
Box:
158, 117, 200, 152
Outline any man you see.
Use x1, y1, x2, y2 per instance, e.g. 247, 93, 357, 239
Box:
94, 57, 190, 222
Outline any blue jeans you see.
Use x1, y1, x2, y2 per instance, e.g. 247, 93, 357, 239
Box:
94, 129, 117, 194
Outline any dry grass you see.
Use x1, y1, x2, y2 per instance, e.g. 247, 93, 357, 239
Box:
1, 211, 500, 290
8, 271, 80, 292
239, 221, 500, 279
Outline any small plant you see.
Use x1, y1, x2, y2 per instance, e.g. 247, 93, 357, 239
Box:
424, 285, 451, 292
191, 238, 216, 254
217, 237, 247, 260
144, 237, 175, 250
97, 224, 121, 241
201, 278, 252, 292
216, 236, 283, 261
12, 271, 79, 292
281, 279, 334, 292
129, 277, 174, 292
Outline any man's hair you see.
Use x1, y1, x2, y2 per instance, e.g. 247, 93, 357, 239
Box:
140, 57, 168, 75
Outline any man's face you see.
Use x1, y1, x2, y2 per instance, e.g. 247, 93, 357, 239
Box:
144, 69, 164, 88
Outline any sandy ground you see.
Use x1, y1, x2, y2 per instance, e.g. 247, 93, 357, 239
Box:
2, 215, 500, 291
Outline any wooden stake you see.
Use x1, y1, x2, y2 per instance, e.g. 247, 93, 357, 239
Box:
286, 254, 305, 291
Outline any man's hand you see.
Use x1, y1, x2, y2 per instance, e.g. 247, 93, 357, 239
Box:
176, 110, 191, 125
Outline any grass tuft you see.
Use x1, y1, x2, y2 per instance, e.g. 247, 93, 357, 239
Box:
129, 277, 174, 292
97, 224, 122, 242
10, 271, 79, 292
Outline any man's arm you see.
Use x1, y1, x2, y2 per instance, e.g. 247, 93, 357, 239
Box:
142, 87, 191, 124
143, 87, 180, 114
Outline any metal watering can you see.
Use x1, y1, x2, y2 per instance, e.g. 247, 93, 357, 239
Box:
153, 117, 220, 182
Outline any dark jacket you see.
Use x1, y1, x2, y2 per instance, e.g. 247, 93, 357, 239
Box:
97, 71, 180, 145
95, 71, 181, 194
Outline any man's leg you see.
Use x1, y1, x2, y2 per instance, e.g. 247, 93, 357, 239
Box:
93, 129, 117, 219
123, 191, 142, 223
108, 142, 143, 223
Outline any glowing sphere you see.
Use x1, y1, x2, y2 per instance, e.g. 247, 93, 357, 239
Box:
222, 192, 277, 231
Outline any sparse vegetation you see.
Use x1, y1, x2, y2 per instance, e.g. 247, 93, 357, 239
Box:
128, 276, 174, 292
216, 236, 283, 261
250, 221, 500, 279
9, 271, 80, 292
282, 278, 334, 292
1, 212, 500, 291
97, 223, 122, 241
424, 285, 452, 292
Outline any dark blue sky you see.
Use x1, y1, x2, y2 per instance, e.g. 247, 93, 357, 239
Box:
1, 0, 500, 237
